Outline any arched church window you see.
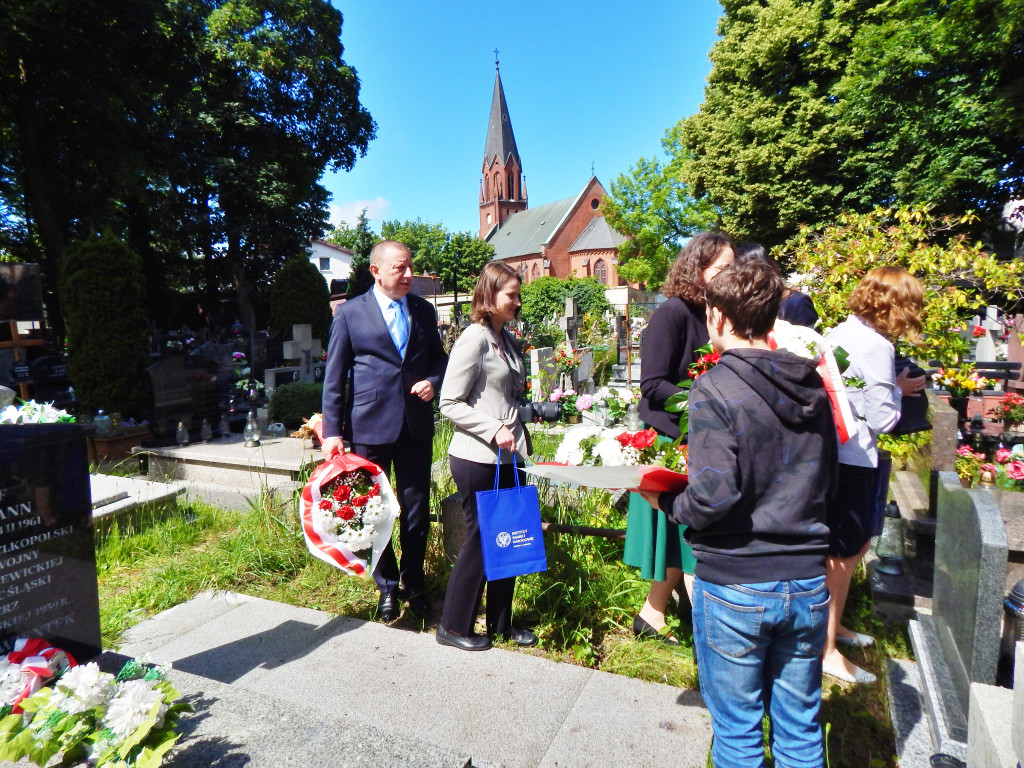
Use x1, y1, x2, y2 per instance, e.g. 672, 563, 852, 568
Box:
594, 259, 607, 285
508, 172, 515, 199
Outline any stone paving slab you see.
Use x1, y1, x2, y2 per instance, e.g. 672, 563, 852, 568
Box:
89, 472, 184, 520
116, 591, 713, 768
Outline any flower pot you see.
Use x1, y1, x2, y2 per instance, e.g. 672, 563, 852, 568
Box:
565, 413, 581, 424
87, 430, 150, 463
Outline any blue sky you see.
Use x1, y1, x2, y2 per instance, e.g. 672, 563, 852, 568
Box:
323, 1, 725, 236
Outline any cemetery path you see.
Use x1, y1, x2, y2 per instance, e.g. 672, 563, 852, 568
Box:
110, 590, 713, 768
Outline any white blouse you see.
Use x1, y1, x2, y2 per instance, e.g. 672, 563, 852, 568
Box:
825, 315, 902, 468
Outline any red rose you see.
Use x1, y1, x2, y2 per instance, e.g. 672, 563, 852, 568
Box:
332, 485, 351, 502
995, 447, 1012, 464
369, 484, 381, 498
1007, 461, 1024, 481
630, 429, 656, 450
616, 432, 633, 447
336, 505, 356, 520
318, 499, 333, 511
351, 495, 369, 507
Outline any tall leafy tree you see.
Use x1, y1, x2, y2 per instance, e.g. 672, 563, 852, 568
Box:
836, 0, 1024, 246
601, 123, 718, 290
680, 0, 865, 247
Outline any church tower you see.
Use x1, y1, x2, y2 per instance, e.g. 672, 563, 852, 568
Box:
479, 55, 527, 239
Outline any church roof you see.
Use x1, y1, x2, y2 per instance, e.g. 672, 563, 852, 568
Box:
483, 71, 521, 169
486, 195, 577, 260
569, 216, 628, 252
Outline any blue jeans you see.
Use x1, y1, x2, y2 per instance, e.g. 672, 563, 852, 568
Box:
693, 576, 830, 768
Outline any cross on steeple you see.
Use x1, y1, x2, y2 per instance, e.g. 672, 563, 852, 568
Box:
494, 48, 500, 70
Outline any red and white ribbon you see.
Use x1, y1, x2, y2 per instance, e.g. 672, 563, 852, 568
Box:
2, 637, 76, 712
299, 453, 400, 577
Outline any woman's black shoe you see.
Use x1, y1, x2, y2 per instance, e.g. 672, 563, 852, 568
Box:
490, 627, 539, 647
632, 614, 680, 646
436, 625, 491, 651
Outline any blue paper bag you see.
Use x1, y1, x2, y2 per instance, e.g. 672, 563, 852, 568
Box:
476, 452, 547, 581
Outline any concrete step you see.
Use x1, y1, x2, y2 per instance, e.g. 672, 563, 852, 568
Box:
133, 435, 322, 511
113, 591, 714, 768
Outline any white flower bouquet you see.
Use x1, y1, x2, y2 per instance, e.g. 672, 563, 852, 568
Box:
0, 651, 189, 768
0, 400, 75, 425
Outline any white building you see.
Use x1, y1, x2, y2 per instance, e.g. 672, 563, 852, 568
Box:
308, 240, 353, 292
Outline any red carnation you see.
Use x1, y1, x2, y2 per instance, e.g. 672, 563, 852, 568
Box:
630, 429, 656, 450
332, 485, 351, 502
336, 505, 356, 520
318, 499, 333, 511
369, 484, 381, 498
351, 494, 369, 507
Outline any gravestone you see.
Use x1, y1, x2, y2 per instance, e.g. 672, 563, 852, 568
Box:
281, 325, 322, 382
0, 424, 101, 661
973, 307, 1002, 364
264, 366, 299, 397
575, 348, 595, 390
146, 355, 219, 441
908, 471, 1008, 761
529, 347, 555, 398
559, 298, 580, 348
29, 354, 75, 411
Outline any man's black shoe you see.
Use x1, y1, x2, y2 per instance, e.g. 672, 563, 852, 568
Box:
436, 625, 491, 651
490, 626, 539, 647
377, 592, 401, 622
406, 592, 432, 618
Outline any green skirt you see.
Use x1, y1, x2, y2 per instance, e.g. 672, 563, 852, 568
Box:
622, 491, 696, 581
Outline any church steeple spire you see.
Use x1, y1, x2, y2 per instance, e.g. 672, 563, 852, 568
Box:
480, 53, 527, 239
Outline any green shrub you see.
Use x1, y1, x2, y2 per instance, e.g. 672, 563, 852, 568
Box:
60, 231, 150, 418
269, 256, 332, 342
268, 382, 323, 428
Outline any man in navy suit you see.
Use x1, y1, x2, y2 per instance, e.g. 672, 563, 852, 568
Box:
321, 240, 448, 622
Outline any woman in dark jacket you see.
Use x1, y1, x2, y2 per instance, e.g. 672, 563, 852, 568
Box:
625, 231, 734, 644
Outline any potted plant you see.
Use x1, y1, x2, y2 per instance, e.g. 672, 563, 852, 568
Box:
989, 392, 1024, 433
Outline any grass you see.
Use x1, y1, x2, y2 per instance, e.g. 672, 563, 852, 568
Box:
95, 422, 908, 768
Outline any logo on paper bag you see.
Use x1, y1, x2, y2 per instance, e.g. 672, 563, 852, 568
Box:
495, 531, 512, 548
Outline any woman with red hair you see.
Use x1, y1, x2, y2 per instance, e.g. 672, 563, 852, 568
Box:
822, 266, 926, 683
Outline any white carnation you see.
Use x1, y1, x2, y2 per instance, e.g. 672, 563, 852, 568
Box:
102, 679, 166, 740
52, 663, 116, 715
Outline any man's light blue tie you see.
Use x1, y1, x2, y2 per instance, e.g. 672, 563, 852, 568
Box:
390, 300, 409, 356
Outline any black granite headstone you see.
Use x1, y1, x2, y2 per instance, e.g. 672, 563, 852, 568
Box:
146, 355, 219, 440
29, 354, 76, 410
0, 424, 101, 662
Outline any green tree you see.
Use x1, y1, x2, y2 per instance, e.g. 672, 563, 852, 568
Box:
781, 206, 1024, 366
678, 0, 1024, 247
680, 0, 863, 247
60, 232, 150, 417
835, 0, 1024, 243
269, 255, 332, 342
520, 276, 611, 330
601, 123, 718, 290
346, 208, 377, 298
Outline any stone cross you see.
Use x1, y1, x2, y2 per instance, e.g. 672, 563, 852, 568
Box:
559, 297, 580, 348
281, 324, 322, 382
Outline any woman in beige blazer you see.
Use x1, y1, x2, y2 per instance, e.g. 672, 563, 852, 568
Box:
436, 261, 536, 652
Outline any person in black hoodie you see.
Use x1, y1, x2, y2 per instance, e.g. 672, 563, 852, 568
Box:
641, 259, 837, 768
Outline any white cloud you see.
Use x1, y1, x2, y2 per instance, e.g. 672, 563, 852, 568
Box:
329, 197, 391, 228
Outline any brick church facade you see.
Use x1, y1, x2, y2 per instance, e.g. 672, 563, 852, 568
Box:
478, 66, 628, 287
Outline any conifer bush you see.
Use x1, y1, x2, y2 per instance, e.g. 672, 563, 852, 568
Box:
60, 231, 150, 418
268, 382, 323, 428
269, 256, 332, 342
